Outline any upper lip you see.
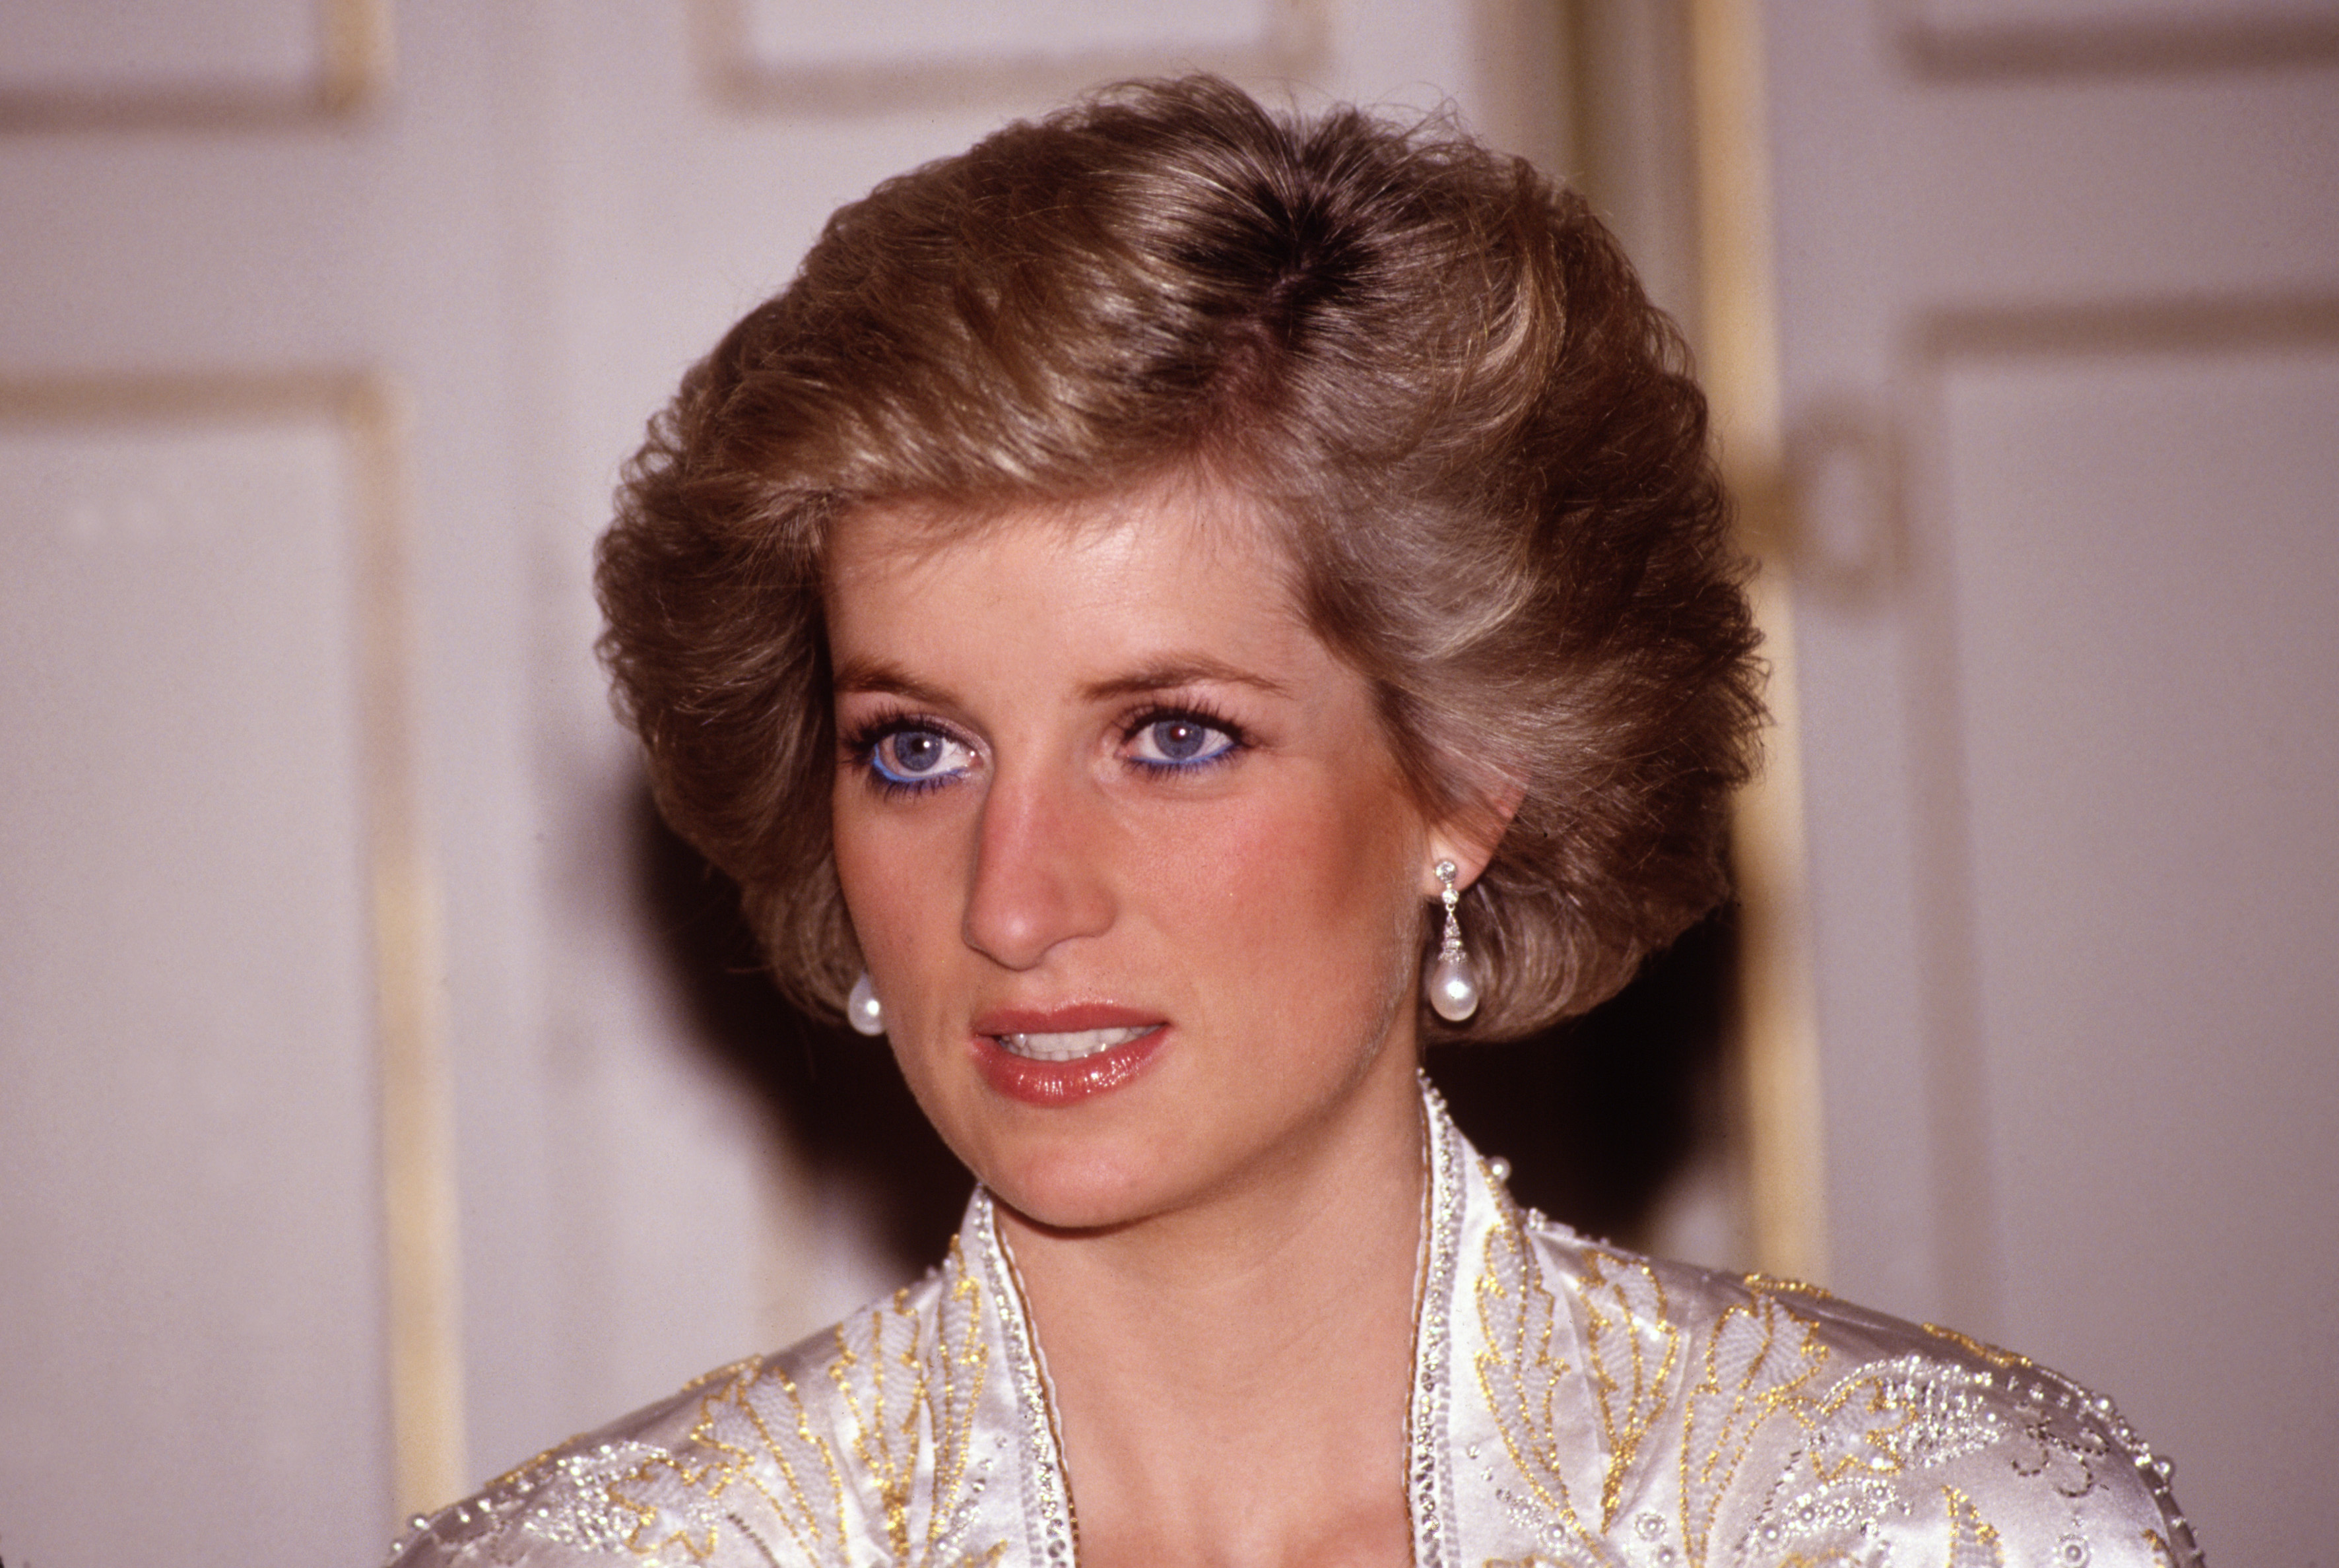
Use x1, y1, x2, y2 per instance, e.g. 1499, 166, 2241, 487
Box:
970, 1002, 1164, 1037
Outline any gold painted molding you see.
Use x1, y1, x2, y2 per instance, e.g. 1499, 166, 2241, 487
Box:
0, 0, 393, 131
1471, 0, 1584, 182
1890, 0, 2339, 78
1917, 294, 2339, 361
341, 376, 469, 1522
0, 371, 464, 1518
1686, 0, 1831, 1284
691, 0, 1329, 117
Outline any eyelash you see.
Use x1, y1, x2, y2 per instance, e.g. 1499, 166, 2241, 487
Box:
841, 702, 1249, 797
1117, 703, 1247, 776
842, 711, 970, 800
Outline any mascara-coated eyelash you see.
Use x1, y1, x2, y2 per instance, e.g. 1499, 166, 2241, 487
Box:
843, 715, 977, 795
1120, 705, 1245, 773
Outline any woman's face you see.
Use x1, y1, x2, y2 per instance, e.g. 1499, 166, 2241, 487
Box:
826, 487, 1446, 1231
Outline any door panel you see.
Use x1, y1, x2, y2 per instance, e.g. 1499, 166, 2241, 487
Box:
1768, 1, 2339, 1555
1937, 326, 2339, 1516
0, 395, 393, 1561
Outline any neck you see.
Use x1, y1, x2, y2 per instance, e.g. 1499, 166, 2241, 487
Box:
994, 1047, 1428, 1567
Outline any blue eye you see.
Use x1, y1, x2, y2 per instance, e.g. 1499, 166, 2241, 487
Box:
1127, 714, 1237, 769
869, 726, 973, 789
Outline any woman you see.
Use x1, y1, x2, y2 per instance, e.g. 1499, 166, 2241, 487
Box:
393, 78, 2198, 1567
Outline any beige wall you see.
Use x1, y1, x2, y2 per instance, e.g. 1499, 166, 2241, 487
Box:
3, 1, 2329, 1563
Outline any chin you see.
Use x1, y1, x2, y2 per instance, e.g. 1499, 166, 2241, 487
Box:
973, 1098, 1222, 1236
982, 1150, 1168, 1235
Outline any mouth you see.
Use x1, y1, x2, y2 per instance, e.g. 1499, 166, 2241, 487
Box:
992, 1024, 1160, 1061
968, 1004, 1171, 1106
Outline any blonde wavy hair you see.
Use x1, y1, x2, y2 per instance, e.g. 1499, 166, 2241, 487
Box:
597, 75, 1763, 1039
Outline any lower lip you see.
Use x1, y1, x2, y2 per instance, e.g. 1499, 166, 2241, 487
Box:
973, 1027, 1167, 1107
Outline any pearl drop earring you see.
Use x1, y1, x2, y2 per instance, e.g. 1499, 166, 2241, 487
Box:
1427, 859, 1480, 1023
847, 971, 886, 1036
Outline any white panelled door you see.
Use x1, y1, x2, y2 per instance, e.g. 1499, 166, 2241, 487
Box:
1765, 3, 2339, 1559
0, 4, 1497, 1563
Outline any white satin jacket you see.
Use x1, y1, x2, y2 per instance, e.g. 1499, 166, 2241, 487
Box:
388, 1086, 2201, 1567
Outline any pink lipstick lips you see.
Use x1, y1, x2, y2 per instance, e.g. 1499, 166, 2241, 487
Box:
970, 1004, 1168, 1106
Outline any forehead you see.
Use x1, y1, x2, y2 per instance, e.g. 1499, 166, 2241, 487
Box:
830, 476, 1276, 577
822, 484, 1317, 667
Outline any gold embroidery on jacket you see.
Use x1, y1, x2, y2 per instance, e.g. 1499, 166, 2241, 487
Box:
1918, 1323, 2031, 1371
614, 1358, 847, 1563
1472, 1200, 1598, 1550
825, 1239, 993, 1566
1574, 1248, 1682, 1530
1741, 1273, 1833, 1301
1743, 1357, 2008, 1558
1470, 1199, 2037, 1568
1941, 1486, 2006, 1567
583, 1239, 992, 1567
510, 1439, 695, 1557
1679, 1293, 1828, 1568
1790, 1358, 1995, 1491
833, 1295, 921, 1557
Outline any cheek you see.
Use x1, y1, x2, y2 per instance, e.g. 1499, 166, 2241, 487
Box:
1140, 769, 1422, 993
831, 788, 981, 1121
830, 782, 953, 975
829, 783, 880, 948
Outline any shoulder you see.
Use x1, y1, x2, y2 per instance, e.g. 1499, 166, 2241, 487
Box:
383, 1338, 844, 1568
1488, 1205, 2202, 1564
381, 1350, 750, 1567
383, 1251, 992, 1568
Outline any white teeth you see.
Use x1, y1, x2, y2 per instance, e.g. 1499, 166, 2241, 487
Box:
997, 1026, 1154, 1061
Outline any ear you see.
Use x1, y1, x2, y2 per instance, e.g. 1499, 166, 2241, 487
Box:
1420, 779, 1526, 896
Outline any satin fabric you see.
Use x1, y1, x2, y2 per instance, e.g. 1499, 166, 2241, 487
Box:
388, 1084, 2200, 1566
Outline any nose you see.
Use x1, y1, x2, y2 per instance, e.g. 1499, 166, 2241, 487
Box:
961, 759, 1115, 970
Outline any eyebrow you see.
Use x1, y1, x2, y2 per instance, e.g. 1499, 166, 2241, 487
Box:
830, 657, 956, 707
1078, 658, 1294, 703
830, 654, 1294, 705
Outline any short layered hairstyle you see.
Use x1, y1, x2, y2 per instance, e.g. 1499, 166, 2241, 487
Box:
597, 75, 1764, 1039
